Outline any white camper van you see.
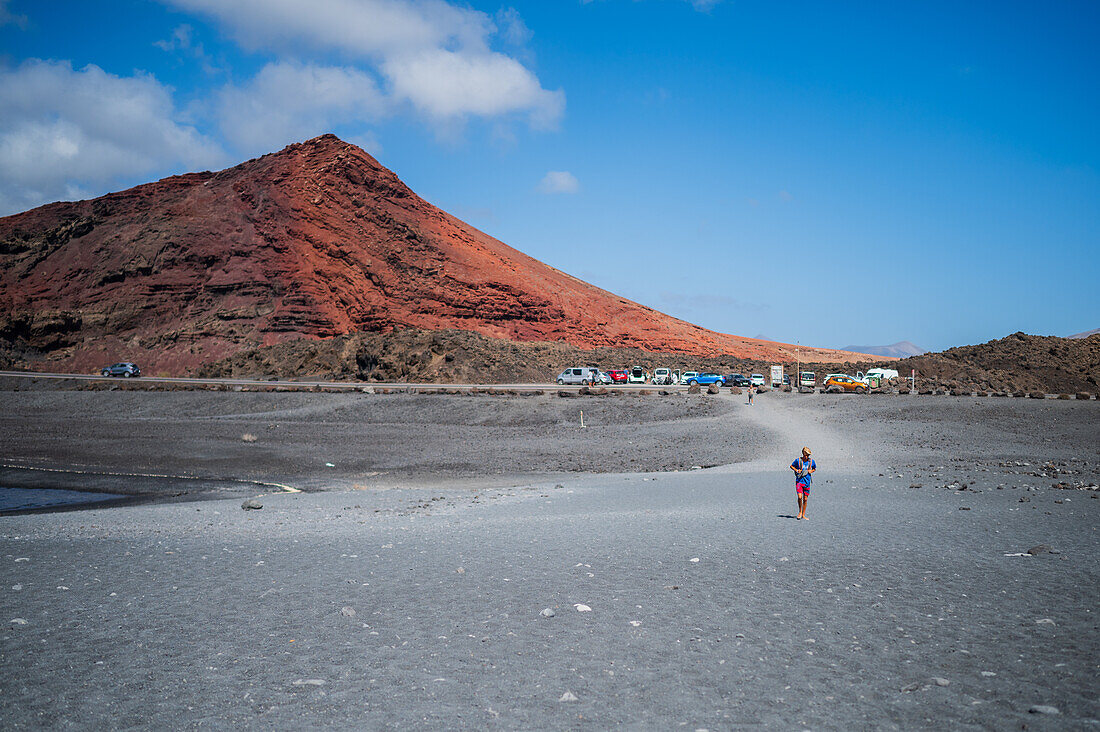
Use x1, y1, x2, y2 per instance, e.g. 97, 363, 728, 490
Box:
857, 368, 900, 385
652, 368, 673, 385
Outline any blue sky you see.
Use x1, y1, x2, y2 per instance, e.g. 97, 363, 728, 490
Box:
1, 0, 1097, 351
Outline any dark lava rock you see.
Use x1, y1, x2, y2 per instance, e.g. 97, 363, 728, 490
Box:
1027, 544, 1055, 555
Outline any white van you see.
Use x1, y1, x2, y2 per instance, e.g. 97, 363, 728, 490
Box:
857, 367, 900, 384
556, 367, 599, 385
799, 371, 816, 387
653, 368, 673, 385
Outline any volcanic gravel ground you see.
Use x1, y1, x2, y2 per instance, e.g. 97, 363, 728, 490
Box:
754, 393, 1100, 490
0, 390, 1097, 728
0, 391, 757, 498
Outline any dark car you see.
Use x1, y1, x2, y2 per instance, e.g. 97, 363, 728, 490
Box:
100, 362, 141, 377
724, 373, 752, 387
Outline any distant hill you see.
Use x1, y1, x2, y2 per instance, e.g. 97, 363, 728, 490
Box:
1068, 328, 1100, 339
0, 134, 877, 375
895, 331, 1100, 393
841, 341, 926, 358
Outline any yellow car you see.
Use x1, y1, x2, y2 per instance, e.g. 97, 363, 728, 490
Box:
823, 374, 867, 393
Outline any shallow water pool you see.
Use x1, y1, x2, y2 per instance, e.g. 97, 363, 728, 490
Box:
0, 486, 123, 513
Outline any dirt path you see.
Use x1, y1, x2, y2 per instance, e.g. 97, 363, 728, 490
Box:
718, 391, 877, 473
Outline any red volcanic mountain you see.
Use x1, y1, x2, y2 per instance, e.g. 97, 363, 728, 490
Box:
0, 135, 876, 374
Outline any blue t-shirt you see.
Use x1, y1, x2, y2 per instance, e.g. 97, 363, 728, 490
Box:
791, 458, 816, 485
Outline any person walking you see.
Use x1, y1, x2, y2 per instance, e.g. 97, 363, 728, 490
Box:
790, 447, 816, 520
747, 384, 754, 405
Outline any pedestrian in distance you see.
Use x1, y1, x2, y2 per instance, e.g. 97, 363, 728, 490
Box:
790, 447, 816, 520
748, 384, 754, 405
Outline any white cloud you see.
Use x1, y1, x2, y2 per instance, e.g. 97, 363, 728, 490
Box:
537, 170, 579, 194
163, 0, 563, 130
0, 59, 225, 216
383, 50, 563, 128
154, 23, 194, 52
581, 0, 724, 12
0, 0, 27, 28
496, 7, 532, 47
154, 23, 220, 74
164, 0, 492, 58
217, 62, 388, 156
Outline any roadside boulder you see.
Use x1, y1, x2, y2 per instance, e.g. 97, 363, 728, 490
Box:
1076, 392, 1092, 400
241, 499, 263, 510
1029, 392, 1046, 399
687, 383, 701, 394
729, 386, 742, 395
706, 383, 721, 394
558, 390, 577, 398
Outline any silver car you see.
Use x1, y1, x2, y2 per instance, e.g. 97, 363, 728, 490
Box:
556, 367, 599, 385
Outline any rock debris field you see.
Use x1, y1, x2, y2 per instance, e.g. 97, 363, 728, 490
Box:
1, 386, 1098, 728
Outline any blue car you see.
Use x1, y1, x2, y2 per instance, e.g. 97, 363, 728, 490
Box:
685, 372, 725, 386
100, 362, 141, 377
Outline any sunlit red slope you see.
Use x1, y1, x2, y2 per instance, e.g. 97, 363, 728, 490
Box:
0, 134, 879, 373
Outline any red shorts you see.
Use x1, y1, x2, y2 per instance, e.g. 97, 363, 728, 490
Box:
796, 482, 810, 496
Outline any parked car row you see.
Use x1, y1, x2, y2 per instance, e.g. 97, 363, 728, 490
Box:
555, 364, 893, 392
555, 367, 768, 387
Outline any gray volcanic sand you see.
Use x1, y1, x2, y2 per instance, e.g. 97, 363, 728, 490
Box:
1, 390, 1098, 729
0, 390, 756, 494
